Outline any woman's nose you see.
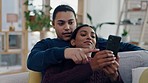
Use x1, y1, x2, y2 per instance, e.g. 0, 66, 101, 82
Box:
87, 35, 91, 40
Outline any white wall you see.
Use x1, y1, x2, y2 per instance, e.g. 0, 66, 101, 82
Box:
84, 0, 121, 39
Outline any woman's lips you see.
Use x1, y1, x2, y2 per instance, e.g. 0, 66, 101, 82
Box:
84, 41, 92, 45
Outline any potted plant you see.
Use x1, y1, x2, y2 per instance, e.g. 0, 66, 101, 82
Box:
122, 29, 130, 42
24, 0, 52, 31
87, 13, 115, 36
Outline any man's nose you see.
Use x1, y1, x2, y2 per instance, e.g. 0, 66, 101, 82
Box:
64, 23, 70, 31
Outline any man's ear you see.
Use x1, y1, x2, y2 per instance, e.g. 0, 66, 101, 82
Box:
70, 39, 76, 46
52, 21, 55, 29
76, 18, 78, 26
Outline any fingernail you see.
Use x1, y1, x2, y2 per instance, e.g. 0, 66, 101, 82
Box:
112, 54, 115, 57
112, 61, 115, 63
111, 51, 113, 54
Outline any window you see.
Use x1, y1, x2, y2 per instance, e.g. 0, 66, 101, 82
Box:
0, 54, 22, 73
0, 0, 1, 31
0, 32, 5, 52
9, 33, 22, 50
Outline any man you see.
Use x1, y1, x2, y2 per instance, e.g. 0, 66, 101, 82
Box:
27, 5, 144, 76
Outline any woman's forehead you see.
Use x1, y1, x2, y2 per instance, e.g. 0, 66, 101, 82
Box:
78, 27, 95, 33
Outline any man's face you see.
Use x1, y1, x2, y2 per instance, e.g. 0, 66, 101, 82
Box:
53, 11, 77, 41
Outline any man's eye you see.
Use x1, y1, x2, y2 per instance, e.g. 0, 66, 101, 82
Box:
68, 21, 73, 25
58, 22, 65, 26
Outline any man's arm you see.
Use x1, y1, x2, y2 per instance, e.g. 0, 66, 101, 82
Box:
97, 37, 144, 51
27, 38, 99, 72
27, 38, 66, 72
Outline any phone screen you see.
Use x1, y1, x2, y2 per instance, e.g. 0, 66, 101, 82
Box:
106, 35, 121, 57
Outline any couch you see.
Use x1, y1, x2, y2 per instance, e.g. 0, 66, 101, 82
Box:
0, 72, 29, 83
118, 50, 148, 83
0, 50, 147, 83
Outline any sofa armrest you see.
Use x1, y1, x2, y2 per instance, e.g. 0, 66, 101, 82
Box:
118, 50, 148, 83
28, 70, 41, 83
132, 67, 148, 83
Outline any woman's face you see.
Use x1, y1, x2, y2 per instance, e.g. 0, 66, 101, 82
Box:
71, 27, 96, 49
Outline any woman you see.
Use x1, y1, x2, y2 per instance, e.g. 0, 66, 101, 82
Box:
42, 24, 123, 83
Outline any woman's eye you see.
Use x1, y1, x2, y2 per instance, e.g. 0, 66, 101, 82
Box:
81, 33, 86, 36
91, 35, 96, 38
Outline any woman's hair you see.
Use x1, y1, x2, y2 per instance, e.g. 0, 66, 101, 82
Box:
52, 5, 76, 21
70, 24, 98, 44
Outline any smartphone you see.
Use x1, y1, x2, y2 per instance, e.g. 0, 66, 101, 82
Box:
106, 35, 121, 57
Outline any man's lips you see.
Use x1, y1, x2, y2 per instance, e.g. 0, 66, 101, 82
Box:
62, 32, 72, 37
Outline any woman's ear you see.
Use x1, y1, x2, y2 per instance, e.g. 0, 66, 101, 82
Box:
70, 39, 76, 47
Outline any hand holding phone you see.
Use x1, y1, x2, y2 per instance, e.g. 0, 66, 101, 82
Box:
106, 35, 121, 57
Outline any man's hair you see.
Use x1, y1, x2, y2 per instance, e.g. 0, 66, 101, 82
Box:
52, 5, 76, 21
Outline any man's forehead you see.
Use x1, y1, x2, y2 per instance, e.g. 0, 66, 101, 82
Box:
55, 12, 75, 20
57, 19, 74, 22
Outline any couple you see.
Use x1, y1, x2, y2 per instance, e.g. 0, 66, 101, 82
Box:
42, 24, 123, 83
27, 5, 144, 83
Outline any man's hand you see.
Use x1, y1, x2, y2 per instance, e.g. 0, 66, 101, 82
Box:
64, 48, 99, 64
90, 50, 116, 71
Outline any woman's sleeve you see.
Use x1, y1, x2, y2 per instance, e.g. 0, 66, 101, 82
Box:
42, 63, 93, 83
112, 71, 124, 83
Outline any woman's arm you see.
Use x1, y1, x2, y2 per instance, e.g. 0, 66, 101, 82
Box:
42, 63, 93, 83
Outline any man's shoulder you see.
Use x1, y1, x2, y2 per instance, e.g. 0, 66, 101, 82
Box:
43, 38, 62, 42
42, 38, 70, 47
96, 37, 107, 50
44, 38, 68, 42
97, 37, 107, 43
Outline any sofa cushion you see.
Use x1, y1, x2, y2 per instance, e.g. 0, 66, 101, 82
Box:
132, 67, 148, 83
0, 72, 29, 83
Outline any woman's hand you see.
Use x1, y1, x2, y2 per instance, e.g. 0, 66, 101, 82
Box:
103, 55, 120, 81
90, 50, 116, 71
